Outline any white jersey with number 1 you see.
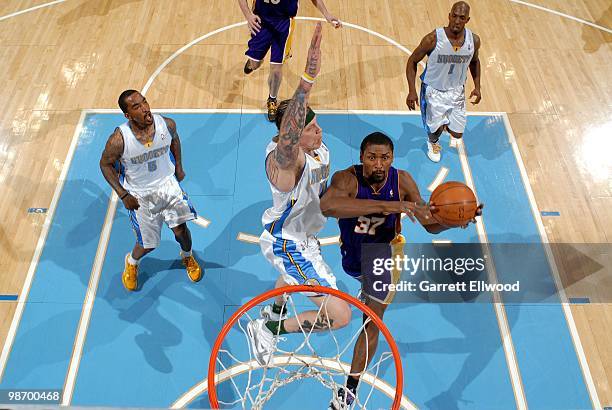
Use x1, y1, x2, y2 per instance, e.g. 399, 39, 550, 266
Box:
421, 27, 475, 91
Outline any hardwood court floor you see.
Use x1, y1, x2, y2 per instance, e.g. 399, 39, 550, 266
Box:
0, 0, 610, 406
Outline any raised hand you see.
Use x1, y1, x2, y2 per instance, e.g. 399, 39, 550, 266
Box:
304, 22, 323, 82
325, 14, 342, 28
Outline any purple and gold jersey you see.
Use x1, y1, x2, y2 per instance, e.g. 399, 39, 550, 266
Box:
338, 165, 401, 276
253, 0, 299, 22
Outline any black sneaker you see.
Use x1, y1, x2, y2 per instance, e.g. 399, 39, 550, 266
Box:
267, 97, 278, 122
244, 60, 254, 75
329, 386, 356, 410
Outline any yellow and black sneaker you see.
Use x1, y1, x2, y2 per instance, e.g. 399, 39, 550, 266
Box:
122, 254, 139, 291
182, 254, 203, 282
267, 97, 278, 122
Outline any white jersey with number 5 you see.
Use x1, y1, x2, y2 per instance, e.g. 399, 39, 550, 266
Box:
421, 27, 474, 91
118, 114, 175, 193
262, 141, 330, 242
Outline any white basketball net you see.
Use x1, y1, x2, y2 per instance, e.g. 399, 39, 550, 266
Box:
212, 293, 399, 409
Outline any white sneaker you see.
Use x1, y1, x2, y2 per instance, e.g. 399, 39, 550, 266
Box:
427, 140, 442, 162
247, 318, 278, 366
260, 304, 289, 321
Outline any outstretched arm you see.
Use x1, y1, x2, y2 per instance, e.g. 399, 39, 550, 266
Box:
405, 31, 436, 110
310, 0, 341, 28
267, 23, 323, 192
398, 170, 446, 233
320, 169, 415, 218
164, 116, 185, 182
468, 34, 482, 104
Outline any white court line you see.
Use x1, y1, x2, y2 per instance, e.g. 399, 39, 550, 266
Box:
142, 20, 246, 95
236, 232, 260, 244
501, 113, 601, 409
192, 216, 211, 229
454, 138, 528, 409
236, 232, 340, 246
427, 166, 449, 192
510, 0, 612, 34
171, 354, 416, 410
0, 0, 67, 22
318, 235, 340, 246
62, 194, 118, 405
0, 111, 87, 382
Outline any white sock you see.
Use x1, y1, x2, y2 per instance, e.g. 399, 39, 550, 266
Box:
127, 253, 140, 265
180, 249, 192, 258
269, 94, 276, 100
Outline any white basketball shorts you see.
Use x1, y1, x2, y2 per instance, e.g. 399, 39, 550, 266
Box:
126, 177, 196, 249
420, 84, 466, 134
259, 230, 338, 295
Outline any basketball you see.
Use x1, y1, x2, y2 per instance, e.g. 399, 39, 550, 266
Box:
430, 181, 478, 227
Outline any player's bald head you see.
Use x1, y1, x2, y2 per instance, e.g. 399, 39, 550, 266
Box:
451, 1, 470, 16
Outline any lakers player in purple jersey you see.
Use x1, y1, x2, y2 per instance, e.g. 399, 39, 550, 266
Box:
238, 0, 341, 121
321, 132, 482, 408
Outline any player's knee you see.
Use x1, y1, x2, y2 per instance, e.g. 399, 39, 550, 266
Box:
365, 320, 381, 338
331, 301, 351, 329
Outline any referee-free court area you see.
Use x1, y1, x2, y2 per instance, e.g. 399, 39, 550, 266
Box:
0, 111, 596, 409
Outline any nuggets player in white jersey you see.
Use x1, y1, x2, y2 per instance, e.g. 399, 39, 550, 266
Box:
99, 90, 202, 291
406, 1, 482, 162
247, 24, 351, 366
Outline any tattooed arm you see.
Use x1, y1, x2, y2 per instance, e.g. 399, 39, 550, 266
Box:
266, 23, 323, 192
99, 128, 139, 210
164, 116, 185, 182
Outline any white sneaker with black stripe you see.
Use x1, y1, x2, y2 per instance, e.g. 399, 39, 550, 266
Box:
260, 304, 289, 321
247, 318, 278, 366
